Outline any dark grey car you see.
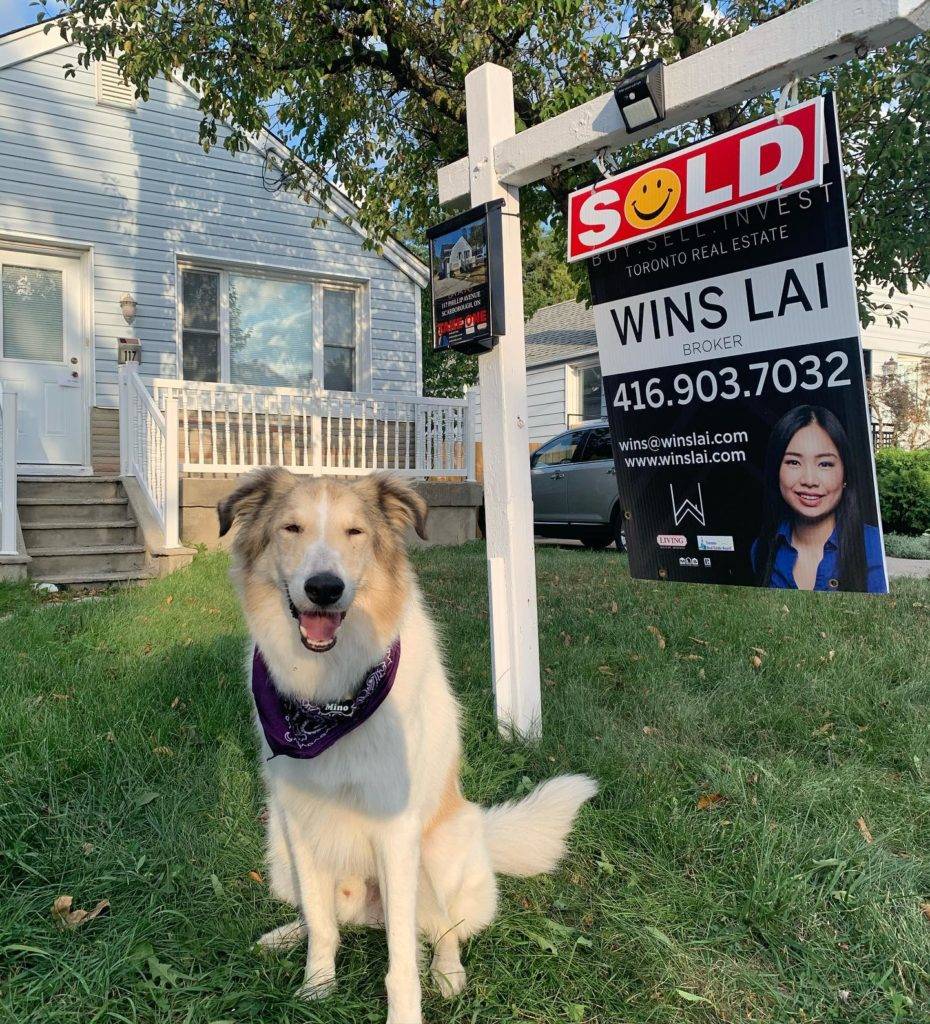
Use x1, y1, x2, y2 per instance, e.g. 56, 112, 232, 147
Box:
530, 422, 624, 549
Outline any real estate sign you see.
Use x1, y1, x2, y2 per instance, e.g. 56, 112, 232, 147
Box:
427, 200, 504, 355
581, 95, 888, 594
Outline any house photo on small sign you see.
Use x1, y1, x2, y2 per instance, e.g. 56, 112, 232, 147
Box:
585, 94, 887, 595
427, 200, 505, 355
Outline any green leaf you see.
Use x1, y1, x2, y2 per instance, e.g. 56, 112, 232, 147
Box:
134, 791, 159, 808
676, 989, 712, 1004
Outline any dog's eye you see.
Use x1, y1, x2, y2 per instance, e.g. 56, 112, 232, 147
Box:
283, 523, 302, 534
346, 527, 364, 537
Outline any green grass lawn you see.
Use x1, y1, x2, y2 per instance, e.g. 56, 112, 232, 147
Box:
2, 545, 929, 1024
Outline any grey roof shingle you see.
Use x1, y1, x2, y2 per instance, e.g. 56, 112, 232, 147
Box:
524, 299, 598, 367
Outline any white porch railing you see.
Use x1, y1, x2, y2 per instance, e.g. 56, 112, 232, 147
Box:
0, 381, 18, 556
151, 379, 476, 480
119, 367, 476, 547
119, 363, 180, 547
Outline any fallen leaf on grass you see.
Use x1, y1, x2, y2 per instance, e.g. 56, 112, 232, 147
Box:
152, 746, 173, 757
133, 791, 159, 808
856, 817, 874, 844
696, 793, 726, 811
81, 843, 94, 856
51, 693, 70, 701
750, 655, 763, 670
164, 595, 173, 606
812, 722, 835, 737
688, 636, 707, 646
647, 625, 666, 650
610, 602, 618, 614
247, 870, 264, 884
51, 895, 110, 930
920, 903, 930, 922
642, 726, 659, 736
676, 989, 712, 1005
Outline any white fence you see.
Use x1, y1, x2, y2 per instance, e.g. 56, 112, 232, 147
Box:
119, 366, 476, 547
0, 382, 17, 556
151, 379, 475, 479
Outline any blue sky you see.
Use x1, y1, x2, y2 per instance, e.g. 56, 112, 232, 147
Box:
0, 2, 62, 36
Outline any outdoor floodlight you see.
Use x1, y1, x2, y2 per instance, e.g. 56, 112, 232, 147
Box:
614, 59, 666, 133
882, 356, 898, 378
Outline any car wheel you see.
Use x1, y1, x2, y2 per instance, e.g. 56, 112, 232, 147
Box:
611, 507, 626, 552
580, 530, 612, 549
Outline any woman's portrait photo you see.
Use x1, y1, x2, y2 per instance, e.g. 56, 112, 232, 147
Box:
752, 405, 887, 593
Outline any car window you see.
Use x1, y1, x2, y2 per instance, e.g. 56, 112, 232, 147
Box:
579, 427, 613, 462
532, 430, 587, 467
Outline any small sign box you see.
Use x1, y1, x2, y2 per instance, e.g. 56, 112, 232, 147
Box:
567, 98, 823, 262
428, 200, 505, 354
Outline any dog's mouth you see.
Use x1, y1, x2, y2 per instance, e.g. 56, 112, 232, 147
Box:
289, 598, 346, 653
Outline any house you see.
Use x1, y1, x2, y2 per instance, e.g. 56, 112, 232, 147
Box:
0, 19, 478, 584
439, 235, 473, 277
473, 291, 930, 455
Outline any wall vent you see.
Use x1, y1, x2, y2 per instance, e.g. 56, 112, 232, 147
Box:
95, 59, 136, 109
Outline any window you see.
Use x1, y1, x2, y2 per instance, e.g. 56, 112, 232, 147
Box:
179, 267, 362, 391
531, 430, 587, 468
1, 266, 63, 362
577, 363, 603, 422
579, 427, 613, 462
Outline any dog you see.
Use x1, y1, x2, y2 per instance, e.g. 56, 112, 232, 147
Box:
218, 468, 596, 1024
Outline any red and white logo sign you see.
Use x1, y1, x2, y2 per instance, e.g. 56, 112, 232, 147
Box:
567, 98, 823, 262
657, 534, 688, 548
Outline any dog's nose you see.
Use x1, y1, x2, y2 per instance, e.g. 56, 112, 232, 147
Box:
304, 572, 345, 607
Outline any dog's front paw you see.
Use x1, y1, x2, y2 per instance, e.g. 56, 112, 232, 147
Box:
297, 976, 336, 1001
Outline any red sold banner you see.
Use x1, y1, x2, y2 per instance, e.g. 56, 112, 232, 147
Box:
567, 98, 823, 262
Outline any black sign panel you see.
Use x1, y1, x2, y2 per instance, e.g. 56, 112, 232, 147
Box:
588, 95, 888, 594
428, 200, 504, 355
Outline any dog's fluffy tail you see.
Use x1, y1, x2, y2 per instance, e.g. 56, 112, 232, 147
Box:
482, 774, 597, 877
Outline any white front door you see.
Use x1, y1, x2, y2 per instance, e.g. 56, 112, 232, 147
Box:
0, 249, 85, 468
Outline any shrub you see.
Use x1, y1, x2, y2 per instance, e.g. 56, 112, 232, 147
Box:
875, 448, 930, 536
883, 532, 930, 559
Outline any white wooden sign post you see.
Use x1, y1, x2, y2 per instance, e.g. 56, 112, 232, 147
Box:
446, 0, 930, 739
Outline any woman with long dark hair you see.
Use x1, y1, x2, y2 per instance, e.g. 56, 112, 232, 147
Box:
752, 405, 886, 593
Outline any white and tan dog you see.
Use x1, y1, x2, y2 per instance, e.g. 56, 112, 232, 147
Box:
218, 468, 596, 1024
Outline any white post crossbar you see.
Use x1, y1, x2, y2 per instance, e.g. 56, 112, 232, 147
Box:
439, 0, 930, 204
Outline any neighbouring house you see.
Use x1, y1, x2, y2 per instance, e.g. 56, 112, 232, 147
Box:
474, 291, 930, 460
472, 300, 605, 462
0, 19, 478, 584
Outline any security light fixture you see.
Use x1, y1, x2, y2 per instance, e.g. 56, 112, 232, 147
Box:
120, 293, 138, 326
614, 59, 666, 134
882, 356, 898, 378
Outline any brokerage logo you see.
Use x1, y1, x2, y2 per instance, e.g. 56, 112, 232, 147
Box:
697, 535, 734, 552
657, 533, 687, 548
679, 556, 699, 567
670, 483, 706, 527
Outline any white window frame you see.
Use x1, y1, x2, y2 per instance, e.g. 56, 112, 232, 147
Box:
176, 261, 368, 393
569, 358, 604, 425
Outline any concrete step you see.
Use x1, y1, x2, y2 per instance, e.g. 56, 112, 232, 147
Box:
21, 520, 139, 548
30, 568, 156, 588
17, 496, 131, 525
17, 475, 123, 500
27, 544, 147, 577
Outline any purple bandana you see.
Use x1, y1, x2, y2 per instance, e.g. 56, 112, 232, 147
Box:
251, 639, 401, 760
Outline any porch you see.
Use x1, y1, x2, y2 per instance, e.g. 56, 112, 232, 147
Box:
118, 362, 477, 551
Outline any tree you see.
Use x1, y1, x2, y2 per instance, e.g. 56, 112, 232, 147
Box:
52, 1, 930, 380
868, 354, 930, 449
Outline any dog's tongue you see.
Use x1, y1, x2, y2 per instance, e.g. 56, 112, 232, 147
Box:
299, 611, 342, 645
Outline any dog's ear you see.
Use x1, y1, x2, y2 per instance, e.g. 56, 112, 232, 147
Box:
360, 473, 428, 540
217, 467, 294, 537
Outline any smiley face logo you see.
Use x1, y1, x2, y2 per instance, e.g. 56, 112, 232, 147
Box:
623, 167, 682, 231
